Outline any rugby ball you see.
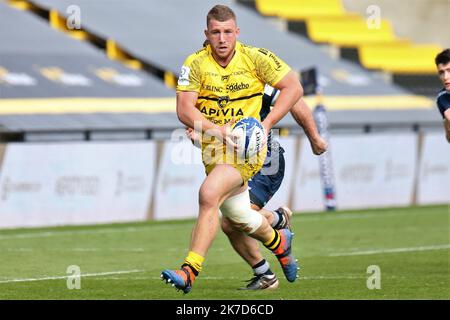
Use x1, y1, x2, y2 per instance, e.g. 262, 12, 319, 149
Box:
231, 117, 266, 159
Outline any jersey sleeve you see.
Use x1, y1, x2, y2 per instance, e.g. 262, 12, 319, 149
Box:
253, 48, 291, 87
176, 55, 201, 92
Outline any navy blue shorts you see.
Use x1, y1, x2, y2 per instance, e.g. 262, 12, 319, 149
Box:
248, 147, 285, 208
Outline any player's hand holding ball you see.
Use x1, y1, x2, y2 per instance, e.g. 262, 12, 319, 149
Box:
231, 117, 267, 159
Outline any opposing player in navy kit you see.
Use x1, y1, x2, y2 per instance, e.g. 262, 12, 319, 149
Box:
221, 85, 327, 290
435, 49, 450, 143
187, 84, 326, 289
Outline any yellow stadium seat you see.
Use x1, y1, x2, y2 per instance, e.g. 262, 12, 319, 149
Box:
256, 0, 346, 19
106, 39, 142, 70
8, 0, 34, 10
256, 0, 440, 76
358, 44, 443, 74
306, 17, 397, 47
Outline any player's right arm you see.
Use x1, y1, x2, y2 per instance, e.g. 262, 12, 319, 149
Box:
176, 56, 215, 132
176, 91, 236, 146
177, 91, 213, 131
176, 54, 236, 146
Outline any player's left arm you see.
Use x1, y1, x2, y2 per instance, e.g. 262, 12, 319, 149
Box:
262, 71, 302, 134
290, 99, 327, 155
444, 109, 450, 143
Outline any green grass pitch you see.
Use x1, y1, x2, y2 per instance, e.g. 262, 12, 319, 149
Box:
0, 204, 448, 300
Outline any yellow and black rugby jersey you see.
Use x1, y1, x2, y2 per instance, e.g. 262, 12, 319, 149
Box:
176, 41, 291, 126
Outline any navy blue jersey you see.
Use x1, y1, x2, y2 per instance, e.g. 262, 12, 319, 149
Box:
248, 85, 285, 208
261, 85, 284, 157
436, 89, 450, 118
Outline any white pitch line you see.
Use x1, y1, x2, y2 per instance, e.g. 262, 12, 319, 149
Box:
0, 269, 414, 284
328, 244, 450, 257
0, 208, 445, 240
154, 275, 367, 281
0, 225, 172, 240
298, 209, 445, 222
0, 269, 145, 284
0, 227, 142, 240
0, 248, 147, 252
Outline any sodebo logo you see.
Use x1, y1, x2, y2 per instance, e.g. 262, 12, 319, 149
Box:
226, 82, 249, 92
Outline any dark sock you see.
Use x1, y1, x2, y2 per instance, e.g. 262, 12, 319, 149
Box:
181, 263, 199, 277
273, 209, 285, 229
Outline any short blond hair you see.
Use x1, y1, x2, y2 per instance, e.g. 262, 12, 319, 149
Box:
206, 5, 236, 27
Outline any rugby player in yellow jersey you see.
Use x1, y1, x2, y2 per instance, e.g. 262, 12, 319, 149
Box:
161, 5, 303, 293
188, 92, 327, 290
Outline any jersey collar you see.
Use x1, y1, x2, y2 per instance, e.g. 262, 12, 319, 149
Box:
207, 41, 242, 70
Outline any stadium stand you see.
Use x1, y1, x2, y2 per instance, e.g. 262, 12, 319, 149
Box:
245, 0, 444, 96
25, 0, 435, 98
0, 2, 174, 98
0, 0, 442, 141
0, 1, 175, 140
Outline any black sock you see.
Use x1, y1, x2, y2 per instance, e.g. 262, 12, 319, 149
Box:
273, 209, 285, 229
181, 263, 199, 276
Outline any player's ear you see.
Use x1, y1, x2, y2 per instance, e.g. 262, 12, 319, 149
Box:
236, 27, 240, 37
204, 29, 208, 38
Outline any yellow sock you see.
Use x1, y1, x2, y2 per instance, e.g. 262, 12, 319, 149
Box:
184, 251, 205, 274
264, 229, 281, 251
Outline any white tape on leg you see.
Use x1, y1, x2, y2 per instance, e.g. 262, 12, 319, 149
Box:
220, 189, 263, 234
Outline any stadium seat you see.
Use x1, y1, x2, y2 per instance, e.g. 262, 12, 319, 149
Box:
306, 17, 397, 47
106, 39, 143, 70
7, 0, 34, 10
254, 0, 442, 94
255, 0, 346, 19
358, 44, 443, 74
